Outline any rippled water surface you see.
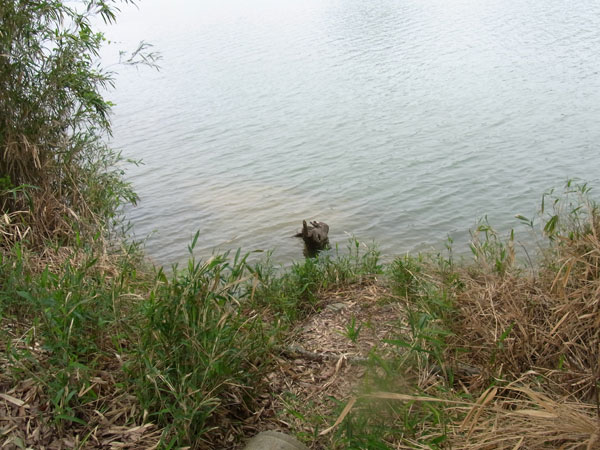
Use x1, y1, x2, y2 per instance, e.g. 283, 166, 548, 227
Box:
106, 0, 600, 265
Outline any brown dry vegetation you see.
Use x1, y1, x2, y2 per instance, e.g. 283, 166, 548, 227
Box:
0, 371, 161, 449
374, 189, 600, 449
448, 221, 600, 402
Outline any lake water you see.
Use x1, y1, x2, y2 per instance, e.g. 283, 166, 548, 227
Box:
105, 0, 600, 266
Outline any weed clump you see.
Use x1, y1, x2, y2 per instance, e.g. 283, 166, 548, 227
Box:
251, 239, 382, 322
366, 181, 600, 449
133, 247, 273, 447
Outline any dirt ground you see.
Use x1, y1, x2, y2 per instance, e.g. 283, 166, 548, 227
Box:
239, 279, 408, 448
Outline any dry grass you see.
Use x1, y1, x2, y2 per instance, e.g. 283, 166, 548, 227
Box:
0, 373, 161, 449
420, 193, 600, 448
0, 319, 161, 450
449, 221, 600, 401
452, 381, 599, 449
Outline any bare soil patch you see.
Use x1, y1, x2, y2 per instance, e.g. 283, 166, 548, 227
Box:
244, 279, 407, 448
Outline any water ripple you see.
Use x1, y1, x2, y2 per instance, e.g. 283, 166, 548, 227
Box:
109, 0, 600, 266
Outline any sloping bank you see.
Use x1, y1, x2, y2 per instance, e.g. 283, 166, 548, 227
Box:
1, 182, 599, 449
1, 2, 597, 448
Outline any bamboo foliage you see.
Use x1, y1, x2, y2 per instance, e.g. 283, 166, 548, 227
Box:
0, 1, 137, 246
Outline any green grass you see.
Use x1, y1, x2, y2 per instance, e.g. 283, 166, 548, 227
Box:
339, 314, 363, 343
0, 233, 384, 448
128, 237, 383, 447
250, 238, 382, 323
132, 243, 274, 446
1, 238, 143, 429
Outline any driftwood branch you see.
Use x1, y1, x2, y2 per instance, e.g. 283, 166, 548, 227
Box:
280, 344, 481, 376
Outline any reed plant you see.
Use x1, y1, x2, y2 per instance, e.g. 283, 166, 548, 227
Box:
0, 1, 154, 249
131, 239, 274, 447
447, 181, 600, 401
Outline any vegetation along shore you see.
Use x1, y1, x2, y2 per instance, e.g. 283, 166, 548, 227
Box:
1, 1, 598, 449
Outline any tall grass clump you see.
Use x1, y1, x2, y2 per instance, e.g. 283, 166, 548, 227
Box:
127, 238, 383, 447
447, 182, 600, 400
384, 181, 600, 448
0, 238, 149, 442
132, 241, 275, 447
0, 0, 144, 248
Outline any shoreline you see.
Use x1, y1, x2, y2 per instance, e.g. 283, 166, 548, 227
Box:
2, 182, 599, 448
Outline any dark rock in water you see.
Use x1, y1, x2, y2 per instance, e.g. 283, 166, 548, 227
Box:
295, 220, 330, 257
